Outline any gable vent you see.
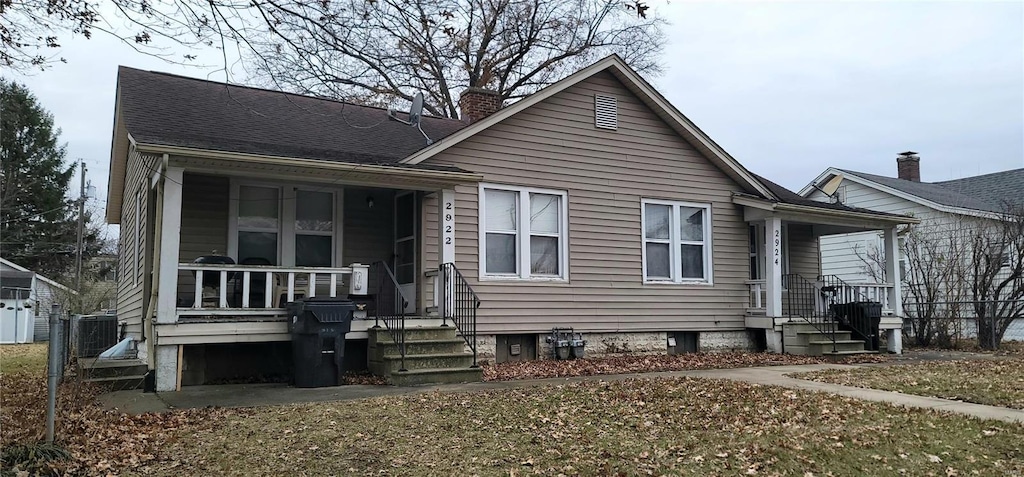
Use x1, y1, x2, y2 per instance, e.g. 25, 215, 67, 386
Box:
594, 94, 618, 130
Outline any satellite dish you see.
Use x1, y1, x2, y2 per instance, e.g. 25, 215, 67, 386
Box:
409, 93, 424, 127
820, 174, 844, 196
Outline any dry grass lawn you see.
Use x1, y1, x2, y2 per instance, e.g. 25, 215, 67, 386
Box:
138, 378, 1024, 477
794, 358, 1024, 410
0, 343, 48, 375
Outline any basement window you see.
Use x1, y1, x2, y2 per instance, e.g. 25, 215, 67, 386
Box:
594, 94, 618, 130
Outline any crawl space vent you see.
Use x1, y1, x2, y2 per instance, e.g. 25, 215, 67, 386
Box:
594, 94, 617, 130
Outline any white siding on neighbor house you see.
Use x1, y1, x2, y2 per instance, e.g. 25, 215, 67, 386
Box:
420, 71, 753, 335
115, 147, 159, 339
807, 178, 945, 283
31, 280, 57, 341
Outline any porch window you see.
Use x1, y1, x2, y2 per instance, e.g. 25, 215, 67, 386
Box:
294, 190, 333, 267
237, 185, 280, 265
480, 184, 568, 280
642, 199, 712, 284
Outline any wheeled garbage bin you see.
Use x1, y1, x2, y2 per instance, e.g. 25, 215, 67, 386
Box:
286, 298, 356, 388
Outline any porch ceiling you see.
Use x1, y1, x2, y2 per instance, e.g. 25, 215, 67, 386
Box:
149, 144, 482, 190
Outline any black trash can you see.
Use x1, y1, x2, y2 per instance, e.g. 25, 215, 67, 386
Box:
830, 301, 883, 351
286, 298, 355, 388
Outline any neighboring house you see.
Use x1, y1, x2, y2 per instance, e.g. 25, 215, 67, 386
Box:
106, 55, 915, 391
0, 258, 73, 342
800, 154, 1024, 283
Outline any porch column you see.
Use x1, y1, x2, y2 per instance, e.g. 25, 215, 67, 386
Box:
883, 225, 903, 354
155, 167, 183, 391
765, 218, 783, 318
435, 188, 456, 319
764, 217, 785, 353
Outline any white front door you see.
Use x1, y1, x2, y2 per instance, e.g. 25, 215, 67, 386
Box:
394, 192, 417, 313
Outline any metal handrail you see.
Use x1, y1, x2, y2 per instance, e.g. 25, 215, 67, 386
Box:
373, 261, 410, 372
818, 274, 879, 346
783, 273, 837, 353
440, 262, 480, 368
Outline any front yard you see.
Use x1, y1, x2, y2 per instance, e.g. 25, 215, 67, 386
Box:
3, 344, 1023, 476
794, 358, 1024, 410
144, 378, 1023, 476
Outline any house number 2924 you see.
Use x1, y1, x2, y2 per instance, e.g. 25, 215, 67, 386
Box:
773, 229, 781, 265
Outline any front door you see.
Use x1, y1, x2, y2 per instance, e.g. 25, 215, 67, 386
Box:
394, 192, 417, 313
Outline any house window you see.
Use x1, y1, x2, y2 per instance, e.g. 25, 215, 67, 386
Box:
642, 199, 712, 284
748, 225, 762, 280
480, 184, 568, 280
237, 185, 280, 265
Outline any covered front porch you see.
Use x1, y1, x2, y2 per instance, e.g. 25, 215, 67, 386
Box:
145, 150, 477, 390
734, 193, 917, 355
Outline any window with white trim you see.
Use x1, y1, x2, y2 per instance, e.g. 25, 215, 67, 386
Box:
480, 185, 568, 280
642, 199, 712, 283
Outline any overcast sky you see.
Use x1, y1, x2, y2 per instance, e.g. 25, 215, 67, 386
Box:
7, 0, 1023, 230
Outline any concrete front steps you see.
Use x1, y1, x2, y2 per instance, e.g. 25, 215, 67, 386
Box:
368, 324, 482, 386
782, 321, 877, 358
77, 357, 148, 391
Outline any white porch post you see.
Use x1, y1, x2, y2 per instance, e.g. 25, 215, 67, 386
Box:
155, 167, 183, 391
764, 217, 784, 353
435, 188, 456, 319
883, 225, 903, 354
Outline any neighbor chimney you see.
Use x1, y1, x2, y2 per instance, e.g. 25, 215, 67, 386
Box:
897, 151, 921, 182
459, 87, 502, 123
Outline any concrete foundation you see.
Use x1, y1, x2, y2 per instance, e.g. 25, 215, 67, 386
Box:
155, 345, 179, 392
765, 329, 784, 354
698, 330, 758, 352
886, 329, 903, 354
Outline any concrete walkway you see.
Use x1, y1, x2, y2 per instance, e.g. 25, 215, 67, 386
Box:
99, 363, 1024, 424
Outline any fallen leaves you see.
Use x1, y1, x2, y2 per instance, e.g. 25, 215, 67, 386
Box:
482, 351, 887, 381
794, 358, 1024, 409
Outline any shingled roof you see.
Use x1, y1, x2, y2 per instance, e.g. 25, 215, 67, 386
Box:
839, 168, 1024, 214
752, 173, 911, 219
116, 66, 469, 165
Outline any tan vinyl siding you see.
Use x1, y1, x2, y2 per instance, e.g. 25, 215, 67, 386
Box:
176, 173, 229, 301
116, 147, 158, 338
422, 71, 750, 334
786, 224, 819, 279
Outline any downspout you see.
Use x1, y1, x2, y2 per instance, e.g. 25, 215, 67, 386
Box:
142, 154, 169, 370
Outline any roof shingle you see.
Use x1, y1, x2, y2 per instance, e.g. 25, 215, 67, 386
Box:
839, 168, 1024, 213
116, 66, 469, 165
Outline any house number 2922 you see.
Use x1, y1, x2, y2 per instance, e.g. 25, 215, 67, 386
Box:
443, 201, 454, 245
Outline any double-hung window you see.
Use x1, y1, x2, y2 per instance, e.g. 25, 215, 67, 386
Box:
642, 199, 712, 284
480, 184, 568, 280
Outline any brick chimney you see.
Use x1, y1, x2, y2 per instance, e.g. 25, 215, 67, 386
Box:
896, 151, 921, 182
459, 87, 502, 123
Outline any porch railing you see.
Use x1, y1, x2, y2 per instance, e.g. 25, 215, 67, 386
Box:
440, 263, 480, 368
745, 279, 767, 312
176, 263, 368, 316
782, 273, 838, 353
372, 261, 409, 372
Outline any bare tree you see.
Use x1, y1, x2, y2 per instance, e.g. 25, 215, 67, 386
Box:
898, 223, 973, 347
249, 0, 666, 117
969, 203, 1024, 349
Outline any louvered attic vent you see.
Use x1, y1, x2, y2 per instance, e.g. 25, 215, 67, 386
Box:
594, 94, 618, 130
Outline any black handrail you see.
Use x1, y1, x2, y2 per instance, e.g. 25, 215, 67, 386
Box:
373, 261, 410, 372
783, 273, 837, 353
818, 274, 877, 345
440, 262, 480, 368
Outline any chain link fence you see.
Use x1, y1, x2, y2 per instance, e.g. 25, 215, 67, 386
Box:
902, 300, 1024, 350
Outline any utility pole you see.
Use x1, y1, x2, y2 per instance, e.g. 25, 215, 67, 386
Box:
76, 160, 86, 292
